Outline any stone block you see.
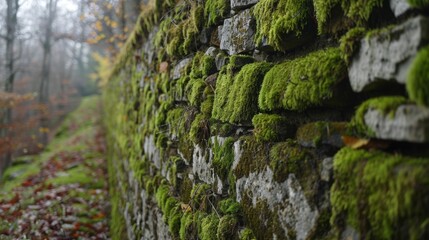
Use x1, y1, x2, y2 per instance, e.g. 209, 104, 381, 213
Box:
348, 16, 429, 92
220, 9, 256, 55
172, 57, 192, 80
364, 104, 429, 143
231, 0, 259, 10
389, 0, 412, 17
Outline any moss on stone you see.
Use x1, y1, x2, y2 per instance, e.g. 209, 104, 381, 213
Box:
187, 78, 207, 107
234, 136, 270, 178
218, 198, 241, 215
296, 121, 347, 147
191, 52, 217, 79
179, 211, 195, 240
241, 195, 286, 239
258, 48, 346, 111
213, 62, 272, 123
407, 46, 429, 106
201, 96, 214, 117
217, 214, 238, 240
314, 0, 383, 32
229, 55, 255, 71
189, 113, 210, 145
204, 0, 230, 27
339, 27, 366, 64
168, 207, 182, 236
407, 0, 429, 8
254, 0, 312, 51
199, 214, 220, 240
212, 137, 236, 181
191, 183, 212, 211
252, 114, 293, 142
239, 228, 256, 240
331, 147, 429, 239
350, 96, 410, 137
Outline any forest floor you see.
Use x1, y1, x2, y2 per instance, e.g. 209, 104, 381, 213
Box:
0, 96, 110, 239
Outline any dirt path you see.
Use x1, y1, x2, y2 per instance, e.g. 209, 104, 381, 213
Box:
0, 97, 110, 239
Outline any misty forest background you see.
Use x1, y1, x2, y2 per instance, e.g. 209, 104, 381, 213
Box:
0, 0, 145, 176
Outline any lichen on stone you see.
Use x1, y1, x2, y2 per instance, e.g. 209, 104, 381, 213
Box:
407, 45, 429, 107
258, 48, 347, 111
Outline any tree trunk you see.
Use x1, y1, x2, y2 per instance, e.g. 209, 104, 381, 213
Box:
1, 0, 19, 178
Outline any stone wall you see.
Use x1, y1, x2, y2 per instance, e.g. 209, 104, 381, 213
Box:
103, 0, 429, 239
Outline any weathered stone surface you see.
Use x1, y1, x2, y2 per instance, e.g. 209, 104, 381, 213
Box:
296, 122, 347, 148
349, 16, 429, 92
235, 167, 319, 240
320, 158, 333, 182
215, 51, 229, 70
205, 47, 220, 58
172, 57, 192, 80
390, 0, 412, 17
220, 9, 256, 55
364, 105, 429, 142
231, 0, 259, 10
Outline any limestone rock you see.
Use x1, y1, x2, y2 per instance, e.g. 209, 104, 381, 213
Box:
231, 0, 259, 10
389, 0, 412, 17
348, 16, 429, 92
215, 52, 229, 70
364, 105, 429, 143
172, 57, 192, 80
220, 9, 256, 55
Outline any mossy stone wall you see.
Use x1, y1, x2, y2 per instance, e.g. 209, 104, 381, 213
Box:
103, 0, 429, 239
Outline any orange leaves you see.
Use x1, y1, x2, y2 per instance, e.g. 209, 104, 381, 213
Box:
342, 135, 390, 150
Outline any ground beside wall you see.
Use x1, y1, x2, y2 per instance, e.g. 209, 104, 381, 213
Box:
104, 0, 429, 239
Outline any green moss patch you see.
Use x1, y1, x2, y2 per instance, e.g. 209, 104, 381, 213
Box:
204, 0, 230, 27
331, 147, 429, 239
213, 62, 272, 124
407, 45, 429, 106
252, 113, 294, 142
407, 0, 429, 8
254, 0, 313, 51
339, 27, 366, 64
258, 48, 347, 111
233, 136, 270, 178
212, 137, 236, 181
314, 0, 384, 33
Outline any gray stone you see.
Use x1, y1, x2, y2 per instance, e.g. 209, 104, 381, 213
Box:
231, 0, 259, 10
215, 52, 229, 70
199, 28, 210, 44
364, 104, 429, 143
349, 16, 429, 92
205, 47, 220, 58
172, 57, 192, 80
390, 0, 412, 17
220, 8, 256, 55
320, 158, 333, 182
235, 167, 319, 240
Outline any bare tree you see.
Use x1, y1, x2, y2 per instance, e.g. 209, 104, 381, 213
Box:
38, 0, 58, 145
0, 0, 20, 176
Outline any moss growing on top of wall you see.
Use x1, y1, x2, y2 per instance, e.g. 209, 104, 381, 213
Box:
314, 0, 384, 33
253, 0, 312, 51
213, 61, 272, 124
258, 48, 346, 111
331, 147, 429, 239
350, 96, 410, 137
407, 46, 429, 107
